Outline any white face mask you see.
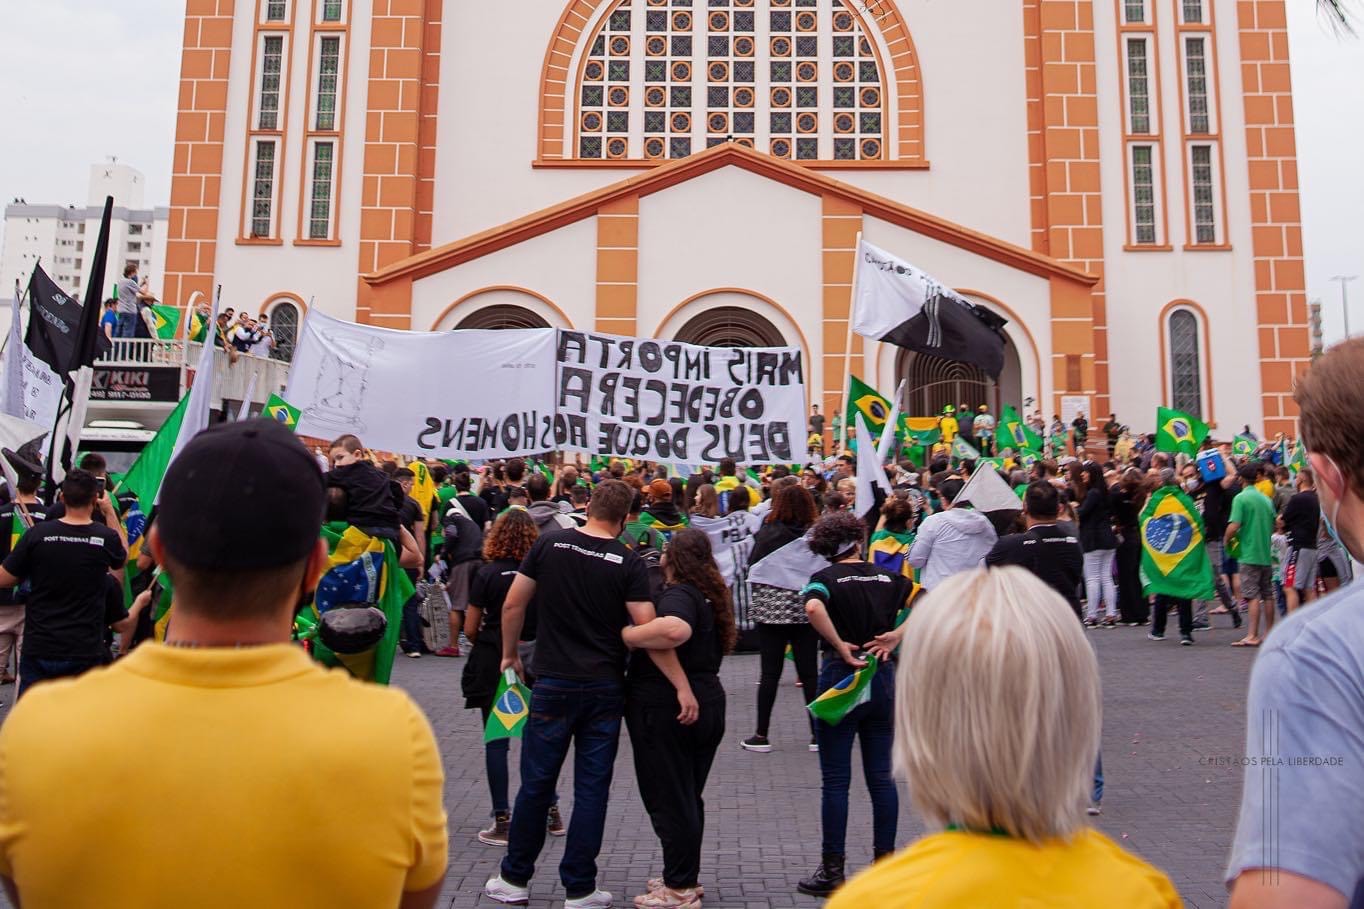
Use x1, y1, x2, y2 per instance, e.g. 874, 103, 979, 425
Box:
1319, 455, 1358, 561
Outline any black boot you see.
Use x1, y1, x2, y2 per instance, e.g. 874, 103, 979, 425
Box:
797, 853, 845, 897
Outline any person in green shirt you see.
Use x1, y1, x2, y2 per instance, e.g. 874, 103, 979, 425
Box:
1226, 465, 1278, 648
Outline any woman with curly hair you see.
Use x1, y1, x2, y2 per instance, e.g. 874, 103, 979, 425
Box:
623, 528, 736, 909
742, 483, 822, 754
797, 510, 917, 899
460, 509, 563, 846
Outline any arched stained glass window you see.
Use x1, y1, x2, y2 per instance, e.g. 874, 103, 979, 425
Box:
1168, 309, 1202, 418
266, 299, 300, 363
574, 0, 892, 163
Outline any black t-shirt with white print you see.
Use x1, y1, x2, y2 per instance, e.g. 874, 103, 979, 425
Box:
518, 527, 651, 683
3, 519, 126, 660
802, 562, 911, 656
628, 583, 726, 706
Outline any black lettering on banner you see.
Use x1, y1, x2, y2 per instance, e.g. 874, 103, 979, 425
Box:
418, 417, 442, 450
559, 331, 587, 365
590, 333, 616, 368
684, 347, 708, 381
768, 421, 793, 460
597, 371, 620, 417
662, 343, 681, 376
539, 414, 556, 449
779, 350, 803, 384
621, 376, 641, 422
560, 366, 593, 411
630, 427, 651, 456
478, 419, 497, 451
638, 341, 662, 373
738, 388, 765, 421
727, 349, 746, 385
615, 339, 634, 370
644, 379, 667, 426
755, 352, 778, 385
748, 424, 770, 462
501, 414, 521, 450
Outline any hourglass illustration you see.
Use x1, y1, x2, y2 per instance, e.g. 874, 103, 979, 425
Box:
302, 329, 386, 433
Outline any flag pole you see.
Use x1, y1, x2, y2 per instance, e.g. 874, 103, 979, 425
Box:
839, 232, 864, 453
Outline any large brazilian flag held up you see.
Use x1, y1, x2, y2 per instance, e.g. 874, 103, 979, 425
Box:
485, 668, 532, 742
808, 655, 880, 725
1139, 486, 1215, 600
1155, 406, 1210, 456
846, 376, 892, 433
1000, 405, 1043, 452
263, 393, 301, 430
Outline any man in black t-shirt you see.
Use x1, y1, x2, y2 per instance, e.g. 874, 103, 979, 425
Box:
486, 480, 664, 908
0, 470, 129, 697
1281, 468, 1321, 613
454, 471, 491, 530
1194, 448, 1242, 627
986, 482, 1085, 617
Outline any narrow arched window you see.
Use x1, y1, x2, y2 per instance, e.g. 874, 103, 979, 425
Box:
266, 299, 301, 362
1168, 309, 1202, 417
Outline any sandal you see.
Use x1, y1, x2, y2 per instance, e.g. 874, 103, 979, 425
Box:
1230, 638, 1261, 648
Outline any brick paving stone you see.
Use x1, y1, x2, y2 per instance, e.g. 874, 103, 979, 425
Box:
0, 613, 1256, 908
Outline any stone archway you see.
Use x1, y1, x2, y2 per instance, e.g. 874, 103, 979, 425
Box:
452, 304, 551, 331
896, 333, 1023, 418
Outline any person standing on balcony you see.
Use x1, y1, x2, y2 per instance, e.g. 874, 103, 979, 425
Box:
114, 264, 155, 340
100, 300, 117, 342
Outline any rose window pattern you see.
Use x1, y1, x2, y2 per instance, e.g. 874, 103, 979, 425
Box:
576, 0, 888, 162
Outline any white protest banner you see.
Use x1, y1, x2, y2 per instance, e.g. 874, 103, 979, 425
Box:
553, 330, 806, 465
285, 310, 558, 458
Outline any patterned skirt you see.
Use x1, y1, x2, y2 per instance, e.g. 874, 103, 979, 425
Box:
748, 583, 808, 626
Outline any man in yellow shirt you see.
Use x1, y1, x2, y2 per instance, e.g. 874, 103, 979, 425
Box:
938, 405, 959, 446
0, 419, 448, 909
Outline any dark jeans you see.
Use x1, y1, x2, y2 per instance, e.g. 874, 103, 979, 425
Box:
626, 694, 726, 890
481, 706, 512, 815
113, 312, 138, 339
755, 622, 817, 738
1115, 531, 1148, 623
1153, 594, 1193, 638
502, 677, 623, 899
399, 591, 427, 654
17, 652, 100, 699
814, 658, 898, 856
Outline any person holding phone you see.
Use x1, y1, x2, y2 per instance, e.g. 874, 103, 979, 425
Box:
45, 453, 120, 526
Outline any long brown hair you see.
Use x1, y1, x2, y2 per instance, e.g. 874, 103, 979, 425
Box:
691, 484, 719, 518
664, 528, 737, 653
767, 482, 818, 528
483, 508, 538, 562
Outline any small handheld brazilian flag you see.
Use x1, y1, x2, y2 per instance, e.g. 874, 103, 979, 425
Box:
1155, 406, 1210, 456
1233, 434, 1256, 458
149, 305, 182, 340
263, 393, 301, 431
485, 668, 532, 742
808, 655, 879, 726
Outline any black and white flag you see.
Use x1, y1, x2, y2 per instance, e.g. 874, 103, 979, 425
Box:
851, 237, 1008, 378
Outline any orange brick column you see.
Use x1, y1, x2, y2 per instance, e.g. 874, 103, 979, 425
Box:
414, 0, 442, 253
355, 0, 429, 328
595, 196, 639, 335
1025, 0, 1109, 418
822, 195, 864, 439
164, 0, 235, 311
1237, 0, 1309, 437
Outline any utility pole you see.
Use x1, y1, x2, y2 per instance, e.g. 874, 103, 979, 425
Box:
1331, 275, 1358, 339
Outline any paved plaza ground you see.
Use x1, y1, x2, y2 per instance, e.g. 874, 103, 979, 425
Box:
0, 612, 1254, 909
406, 613, 1254, 909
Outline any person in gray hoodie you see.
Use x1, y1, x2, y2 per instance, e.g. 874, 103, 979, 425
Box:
526, 473, 577, 533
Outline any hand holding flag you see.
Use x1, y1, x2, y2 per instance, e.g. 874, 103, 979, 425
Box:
485, 668, 532, 742
808, 654, 879, 726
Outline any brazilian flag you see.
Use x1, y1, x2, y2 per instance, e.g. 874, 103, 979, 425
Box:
1233, 434, 1256, 458
485, 669, 533, 742
1001, 405, 1043, 452
808, 655, 879, 726
847, 375, 892, 433
1155, 406, 1210, 456
187, 310, 209, 343
901, 416, 941, 448
263, 393, 301, 430
951, 435, 980, 462
149, 305, 182, 340
1138, 486, 1214, 599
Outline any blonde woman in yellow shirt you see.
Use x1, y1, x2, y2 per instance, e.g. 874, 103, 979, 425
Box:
828, 567, 1181, 909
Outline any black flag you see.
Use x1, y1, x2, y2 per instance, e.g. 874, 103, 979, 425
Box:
24, 265, 84, 375
72, 196, 115, 372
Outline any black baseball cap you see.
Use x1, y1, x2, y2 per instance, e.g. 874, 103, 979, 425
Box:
157, 418, 326, 570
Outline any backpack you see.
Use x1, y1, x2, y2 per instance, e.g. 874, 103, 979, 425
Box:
628, 532, 667, 602
442, 508, 483, 564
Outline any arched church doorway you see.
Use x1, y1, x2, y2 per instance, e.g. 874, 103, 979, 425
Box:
896, 331, 1023, 418
672, 306, 786, 348
453, 304, 551, 331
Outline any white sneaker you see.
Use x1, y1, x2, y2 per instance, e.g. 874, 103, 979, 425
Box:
484, 875, 530, 905
565, 890, 614, 908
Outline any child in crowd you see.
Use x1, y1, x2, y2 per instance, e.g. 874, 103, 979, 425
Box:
1270, 517, 1289, 618
325, 434, 404, 543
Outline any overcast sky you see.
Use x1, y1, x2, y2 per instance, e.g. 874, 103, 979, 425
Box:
0, 0, 1360, 342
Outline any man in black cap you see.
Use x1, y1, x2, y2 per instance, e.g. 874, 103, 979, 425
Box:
0, 451, 47, 684
0, 468, 128, 696
0, 420, 448, 908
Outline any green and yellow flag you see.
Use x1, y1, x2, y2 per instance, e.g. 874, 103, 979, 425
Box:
408, 460, 438, 521
118, 396, 189, 506
1233, 434, 1256, 458
262, 393, 301, 430
847, 376, 892, 433
1139, 486, 1214, 599
188, 310, 209, 343
9, 511, 22, 550
1001, 405, 1043, 452
951, 435, 981, 462
808, 655, 879, 726
901, 416, 942, 448
484, 669, 533, 742
1155, 406, 1210, 456
149, 305, 182, 340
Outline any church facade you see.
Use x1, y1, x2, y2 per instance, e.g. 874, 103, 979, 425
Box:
165, 0, 1309, 436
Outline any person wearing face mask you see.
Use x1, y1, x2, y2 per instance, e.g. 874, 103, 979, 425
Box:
1227, 339, 1364, 908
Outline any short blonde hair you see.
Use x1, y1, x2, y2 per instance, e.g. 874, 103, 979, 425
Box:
894, 566, 1100, 843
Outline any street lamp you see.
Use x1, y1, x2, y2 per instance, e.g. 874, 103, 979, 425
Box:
1331, 275, 1358, 339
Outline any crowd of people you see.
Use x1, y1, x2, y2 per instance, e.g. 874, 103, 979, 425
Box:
0, 341, 1362, 907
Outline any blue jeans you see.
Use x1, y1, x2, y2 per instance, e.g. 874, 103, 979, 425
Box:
114, 312, 138, 338
1093, 751, 1104, 804
814, 658, 898, 856
501, 677, 624, 899
17, 652, 100, 699
399, 590, 426, 654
